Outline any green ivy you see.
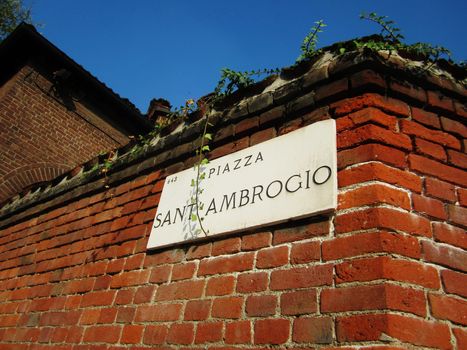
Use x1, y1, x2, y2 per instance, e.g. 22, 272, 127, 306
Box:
296, 20, 326, 62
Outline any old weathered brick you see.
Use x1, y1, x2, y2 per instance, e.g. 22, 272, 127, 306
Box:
429, 293, 467, 325
293, 316, 332, 343
254, 318, 290, 344
225, 320, 251, 344
246, 295, 276, 316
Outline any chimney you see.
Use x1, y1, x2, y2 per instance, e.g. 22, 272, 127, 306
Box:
146, 98, 172, 125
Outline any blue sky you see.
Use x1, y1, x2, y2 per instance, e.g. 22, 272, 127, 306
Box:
29, 0, 466, 113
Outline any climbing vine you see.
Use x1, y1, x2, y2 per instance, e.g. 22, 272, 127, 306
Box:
94, 12, 463, 236
296, 20, 326, 62
356, 12, 452, 62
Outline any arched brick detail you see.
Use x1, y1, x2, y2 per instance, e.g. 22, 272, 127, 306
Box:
0, 162, 69, 205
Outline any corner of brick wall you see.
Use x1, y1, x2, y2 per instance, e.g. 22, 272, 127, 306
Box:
0, 61, 465, 349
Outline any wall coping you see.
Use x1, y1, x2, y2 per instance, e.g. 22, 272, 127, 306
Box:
0, 48, 465, 228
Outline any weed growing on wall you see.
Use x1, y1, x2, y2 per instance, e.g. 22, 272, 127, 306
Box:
96, 12, 462, 234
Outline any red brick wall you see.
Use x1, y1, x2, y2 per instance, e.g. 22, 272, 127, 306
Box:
0, 65, 130, 205
0, 57, 465, 349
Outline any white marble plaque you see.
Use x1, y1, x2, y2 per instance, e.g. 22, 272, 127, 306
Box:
147, 119, 337, 249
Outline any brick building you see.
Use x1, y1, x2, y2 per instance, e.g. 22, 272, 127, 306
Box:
0, 32, 465, 349
0, 23, 152, 206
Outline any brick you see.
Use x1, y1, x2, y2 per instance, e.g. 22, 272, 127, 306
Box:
315, 78, 348, 101
209, 137, 249, 160
412, 194, 447, 219
211, 297, 243, 319
281, 289, 317, 315
429, 293, 467, 325
338, 124, 412, 150
134, 304, 182, 322
290, 241, 320, 264
80, 290, 115, 307
184, 300, 210, 321
171, 262, 196, 281
448, 149, 467, 169
411, 107, 440, 128
133, 285, 155, 304
213, 124, 234, 143
114, 290, 134, 305
401, 119, 460, 149
256, 246, 288, 268
427, 90, 454, 112
335, 207, 431, 237
349, 107, 398, 131
278, 118, 303, 135
149, 265, 171, 283
270, 264, 332, 290
246, 295, 276, 316
415, 138, 447, 161
235, 116, 259, 135
390, 79, 427, 102
454, 328, 467, 350
144, 249, 184, 266
448, 204, 467, 227
79, 309, 100, 325
225, 320, 251, 344
423, 241, 467, 272
116, 307, 135, 323
322, 231, 420, 261
441, 116, 467, 137
98, 308, 117, 324
254, 318, 290, 344
110, 270, 150, 288
273, 220, 329, 244
459, 188, 467, 206
236, 272, 268, 293
250, 127, 276, 146
338, 143, 407, 169
195, 322, 223, 343
93, 275, 112, 291
186, 243, 211, 260
122, 254, 144, 271
352, 70, 386, 89
143, 325, 168, 345
206, 275, 235, 296
331, 93, 409, 117
337, 314, 451, 349
83, 325, 121, 343
335, 256, 440, 289
155, 279, 205, 301
212, 237, 241, 256
167, 323, 194, 345
321, 284, 425, 316
338, 184, 411, 210
292, 316, 332, 344
425, 177, 457, 202
121, 325, 143, 344
433, 222, 467, 249
198, 253, 254, 276
409, 154, 467, 186
106, 258, 125, 274
241, 232, 271, 251
259, 105, 285, 125
441, 269, 467, 297
338, 162, 422, 193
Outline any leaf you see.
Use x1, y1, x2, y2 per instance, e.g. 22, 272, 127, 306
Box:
191, 214, 197, 222
201, 145, 210, 152
204, 133, 212, 140
201, 158, 209, 165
